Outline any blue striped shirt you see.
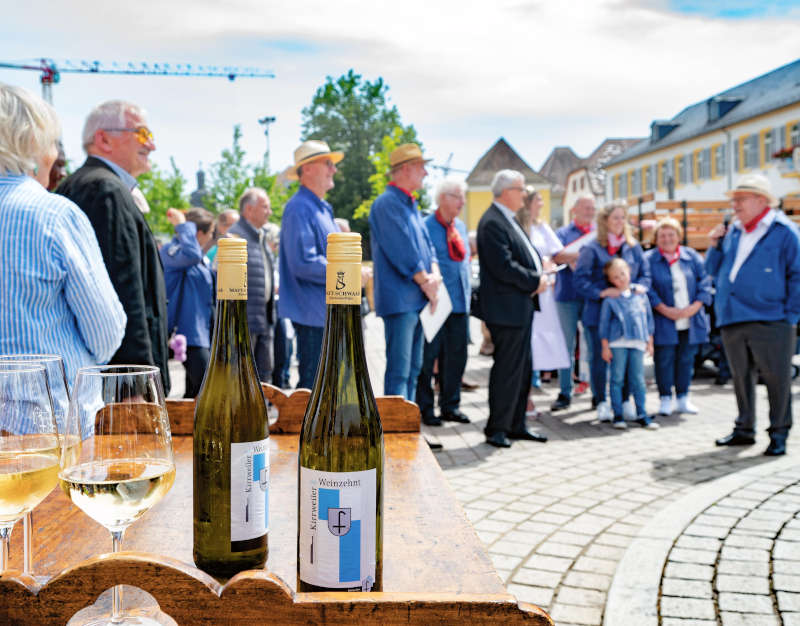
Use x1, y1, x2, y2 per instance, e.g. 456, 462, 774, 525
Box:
0, 175, 126, 387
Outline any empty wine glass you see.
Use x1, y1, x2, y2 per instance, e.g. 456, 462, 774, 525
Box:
60, 365, 175, 625
0, 363, 60, 572
0, 354, 69, 575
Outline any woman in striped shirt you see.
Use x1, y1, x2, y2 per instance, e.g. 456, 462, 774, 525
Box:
0, 83, 125, 386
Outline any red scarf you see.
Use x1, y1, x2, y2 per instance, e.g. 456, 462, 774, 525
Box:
388, 181, 416, 201
743, 206, 771, 233
574, 221, 592, 235
659, 246, 680, 265
435, 211, 466, 262
607, 232, 625, 256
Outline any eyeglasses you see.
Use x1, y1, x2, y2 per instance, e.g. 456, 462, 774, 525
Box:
508, 186, 526, 192
103, 126, 154, 145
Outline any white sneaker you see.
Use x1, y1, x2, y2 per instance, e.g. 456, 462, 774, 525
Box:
658, 396, 674, 416
622, 399, 637, 421
645, 421, 661, 430
676, 395, 699, 414
612, 418, 627, 429
597, 401, 612, 422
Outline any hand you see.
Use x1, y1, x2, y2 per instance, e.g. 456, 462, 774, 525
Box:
534, 277, 549, 295
166, 208, 185, 226
708, 223, 727, 246
631, 283, 648, 295
600, 287, 621, 298
659, 305, 681, 321
420, 275, 439, 313
646, 340, 654, 356
360, 266, 373, 288
602, 346, 613, 363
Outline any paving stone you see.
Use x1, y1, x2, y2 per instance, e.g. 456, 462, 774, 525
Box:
694, 513, 740, 528
502, 530, 547, 546
585, 543, 625, 560
536, 541, 583, 559
660, 596, 716, 619
505, 583, 554, 608
549, 603, 603, 625
555, 586, 605, 607
511, 568, 562, 588
717, 560, 770, 576
669, 547, 718, 565
548, 531, 594, 546
676, 535, 723, 551
571, 556, 616, 575
606, 522, 641, 536
774, 559, 800, 574
488, 509, 529, 523
774, 573, 800, 592
473, 518, 515, 533
489, 552, 524, 571
562, 571, 612, 591
774, 540, 800, 560
782, 613, 800, 626
684, 523, 730, 539
715, 574, 770, 594
521, 554, 573, 573
530, 511, 572, 525
661, 578, 713, 598
719, 614, 780, 626
476, 530, 500, 545
664, 562, 715, 581
594, 532, 632, 548
720, 546, 770, 561
546, 503, 585, 517
489, 540, 537, 556
662, 619, 715, 626
724, 533, 773, 550
516, 520, 559, 534
717, 592, 774, 613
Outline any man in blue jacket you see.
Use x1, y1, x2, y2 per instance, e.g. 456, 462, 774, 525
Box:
416, 179, 471, 425
369, 143, 440, 401
706, 174, 800, 456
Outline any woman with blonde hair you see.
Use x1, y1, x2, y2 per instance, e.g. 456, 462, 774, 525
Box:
644, 218, 711, 416
574, 201, 651, 422
0, 83, 125, 384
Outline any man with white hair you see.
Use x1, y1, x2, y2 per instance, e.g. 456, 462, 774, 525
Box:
57, 99, 170, 392
415, 178, 472, 426
707, 173, 800, 456
477, 170, 547, 447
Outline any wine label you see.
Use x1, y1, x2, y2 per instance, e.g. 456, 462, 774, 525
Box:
217, 263, 248, 300
326, 262, 361, 305
299, 467, 377, 590
230, 439, 269, 542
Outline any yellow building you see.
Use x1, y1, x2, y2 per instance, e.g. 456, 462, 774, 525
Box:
465, 138, 552, 231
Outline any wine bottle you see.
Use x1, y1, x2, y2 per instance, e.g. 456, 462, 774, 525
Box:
297, 232, 384, 592
194, 237, 269, 578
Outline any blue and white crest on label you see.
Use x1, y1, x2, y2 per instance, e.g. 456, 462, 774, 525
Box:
230, 439, 269, 542
327, 507, 351, 536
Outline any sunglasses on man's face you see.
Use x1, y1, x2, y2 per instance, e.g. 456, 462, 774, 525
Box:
103, 126, 154, 145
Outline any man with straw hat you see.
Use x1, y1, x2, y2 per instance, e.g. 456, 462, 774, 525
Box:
369, 143, 441, 401
707, 173, 800, 456
278, 140, 344, 389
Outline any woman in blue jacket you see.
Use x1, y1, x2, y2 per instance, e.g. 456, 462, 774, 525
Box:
645, 218, 712, 417
160, 207, 215, 397
575, 201, 651, 422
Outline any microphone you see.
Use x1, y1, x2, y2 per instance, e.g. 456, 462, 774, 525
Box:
716, 212, 731, 251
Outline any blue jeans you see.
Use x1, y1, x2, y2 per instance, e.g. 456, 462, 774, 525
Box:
272, 318, 293, 388
294, 322, 324, 390
556, 300, 582, 397
610, 347, 647, 420
584, 325, 609, 402
653, 330, 698, 397
383, 311, 424, 401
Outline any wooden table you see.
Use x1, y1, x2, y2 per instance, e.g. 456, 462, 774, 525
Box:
0, 387, 552, 624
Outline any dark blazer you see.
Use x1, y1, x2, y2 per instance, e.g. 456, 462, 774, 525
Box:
227, 218, 275, 334
476, 204, 542, 327
57, 157, 171, 392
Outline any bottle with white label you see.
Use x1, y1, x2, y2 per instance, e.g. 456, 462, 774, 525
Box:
298, 232, 384, 592
194, 237, 269, 578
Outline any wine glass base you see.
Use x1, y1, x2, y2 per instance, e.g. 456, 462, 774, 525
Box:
66, 586, 177, 626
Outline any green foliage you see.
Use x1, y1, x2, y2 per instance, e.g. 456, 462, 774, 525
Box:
301, 69, 418, 234
138, 158, 190, 236
353, 126, 405, 221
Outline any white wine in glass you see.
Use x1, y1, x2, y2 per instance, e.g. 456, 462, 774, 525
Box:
0, 363, 60, 572
60, 365, 175, 626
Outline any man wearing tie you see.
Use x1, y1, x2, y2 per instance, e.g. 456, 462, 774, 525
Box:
477, 170, 548, 448
229, 187, 276, 383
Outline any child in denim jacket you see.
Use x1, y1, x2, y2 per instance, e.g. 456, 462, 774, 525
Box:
599, 258, 658, 430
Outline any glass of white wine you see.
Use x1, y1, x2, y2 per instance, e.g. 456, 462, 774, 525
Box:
0, 363, 60, 572
0, 354, 69, 576
60, 365, 175, 626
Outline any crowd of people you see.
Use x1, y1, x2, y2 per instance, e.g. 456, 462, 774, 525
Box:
1, 82, 798, 459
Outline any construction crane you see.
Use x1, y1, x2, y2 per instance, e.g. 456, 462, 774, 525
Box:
429, 153, 468, 177
0, 58, 275, 104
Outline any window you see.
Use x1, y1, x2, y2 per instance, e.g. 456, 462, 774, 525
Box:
735, 138, 740, 171
697, 148, 711, 179
791, 122, 800, 148
677, 155, 687, 185
713, 144, 726, 178
580, 177, 585, 190
631, 168, 641, 195
620, 172, 628, 198
665, 158, 675, 187
743, 134, 759, 169
644, 165, 653, 193
764, 129, 773, 163
657, 161, 664, 189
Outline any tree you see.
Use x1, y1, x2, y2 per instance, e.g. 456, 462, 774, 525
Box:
301, 70, 419, 235
138, 158, 190, 236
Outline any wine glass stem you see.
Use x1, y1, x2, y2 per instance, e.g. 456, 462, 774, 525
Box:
111, 529, 125, 623
23, 512, 32, 574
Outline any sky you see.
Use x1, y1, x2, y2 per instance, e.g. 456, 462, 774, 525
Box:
2, 0, 799, 198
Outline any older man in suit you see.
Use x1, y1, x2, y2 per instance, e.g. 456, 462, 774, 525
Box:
477, 170, 547, 448
57, 100, 170, 393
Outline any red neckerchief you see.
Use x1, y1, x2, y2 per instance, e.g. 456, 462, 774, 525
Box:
574, 221, 592, 235
743, 206, 771, 233
434, 210, 466, 262
659, 245, 680, 265
388, 181, 416, 201
607, 232, 625, 256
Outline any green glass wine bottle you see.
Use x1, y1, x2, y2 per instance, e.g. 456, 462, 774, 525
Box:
297, 232, 384, 592
194, 237, 269, 579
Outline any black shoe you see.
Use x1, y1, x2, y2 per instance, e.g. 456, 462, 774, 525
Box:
591, 396, 600, 409
486, 432, 511, 448
714, 376, 730, 386
508, 428, 548, 443
426, 439, 443, 450
715, 432, 756, 446
764, 438, 786, 456
422, 414, 442, 426
442, 410, 470, 423
550, 394, 571, 412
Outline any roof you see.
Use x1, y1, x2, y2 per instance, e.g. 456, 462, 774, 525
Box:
607, 58, 800, 167
538, 147, 583, 192
466, 137, 550, 187
583, 138, 642, 193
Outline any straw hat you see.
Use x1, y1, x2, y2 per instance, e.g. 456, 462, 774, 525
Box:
285, 140, 344, 180
724, 173, 777, 206
389, 143, 432, 169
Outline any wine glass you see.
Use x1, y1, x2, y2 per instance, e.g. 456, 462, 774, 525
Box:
0, 363, 60, 572
0, 354, 69, 575
60, 365, 175, 625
